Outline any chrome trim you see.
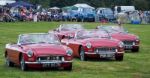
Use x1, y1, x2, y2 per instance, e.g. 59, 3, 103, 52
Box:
25, 61, 72, 64
85, 52, 97, 54
85, 52, 117, 54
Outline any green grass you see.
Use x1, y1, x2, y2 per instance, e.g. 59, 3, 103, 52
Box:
0, 22, 150, 78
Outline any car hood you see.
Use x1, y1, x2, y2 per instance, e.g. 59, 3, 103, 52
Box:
22, 44, 68, 56
111, 33, 138, 41
80, 38, 119, 47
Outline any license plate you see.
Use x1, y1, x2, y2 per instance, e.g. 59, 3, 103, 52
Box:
42, 63, 59, 67
100, 54, 114, 58
125, 46, 132, 49
100, 54, 107, 57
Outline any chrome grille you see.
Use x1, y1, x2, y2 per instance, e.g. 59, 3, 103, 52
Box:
37, 56, 62, 61
123, 40, 134, 45
95, 47, 116, 52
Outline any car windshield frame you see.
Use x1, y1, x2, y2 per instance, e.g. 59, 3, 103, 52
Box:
59, 24, 84, 31
99, 26, 128, 34
17, 33, 60, 45
75, 30, 105, 39
95, 29, 112, 39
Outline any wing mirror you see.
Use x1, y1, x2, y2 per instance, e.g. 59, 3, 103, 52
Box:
68, 35, 74, 39
53, 28, 59, 32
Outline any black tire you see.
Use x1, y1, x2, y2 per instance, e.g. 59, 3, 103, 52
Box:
20, 55, 28, 71
79, 47, 87, 61
115, 54, 123, 61
131, 48, 139, 52
64, 63, 72, 71
6, 56, 14, 67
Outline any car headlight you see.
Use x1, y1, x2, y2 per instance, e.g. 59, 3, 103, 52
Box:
119, 42, 124, 48
66, 49, 73, 56
27, 50, 34, 57
86, 42, 92, 49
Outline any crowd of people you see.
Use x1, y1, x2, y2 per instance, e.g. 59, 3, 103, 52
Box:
0, 6, 63, 22
0, 6, 150, 24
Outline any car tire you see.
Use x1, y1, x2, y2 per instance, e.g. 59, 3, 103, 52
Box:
80, 47, 87, 61
64, 63, 72, 71
20, 55, 28, 71
115, 54, 123, 61
131, 48, 139, 52
6, 56, 14, 67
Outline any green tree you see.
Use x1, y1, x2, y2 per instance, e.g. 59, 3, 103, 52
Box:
133, 0, 149, 10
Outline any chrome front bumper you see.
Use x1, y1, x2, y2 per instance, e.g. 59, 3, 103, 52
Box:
85, 52, 116, 54
85, 51, 124, 55
85, 51, 124, 58
124, 45, 139, 49
25, 60, 72, 64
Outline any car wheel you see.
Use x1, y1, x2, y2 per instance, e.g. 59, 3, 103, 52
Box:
64, 63, 72, 71
115, 54, 123, 61
6, 56, 14, 67
80, 47, 87, 61
20, 56, 27, 71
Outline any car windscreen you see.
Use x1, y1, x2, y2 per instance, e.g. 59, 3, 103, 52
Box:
100, 26, 127, 34
19, 33, 60, 45
61, 24, 84, 31
95, 30, 111, 39
103, 9, 113, 14
76, 31, 99, 39
83, 8, 94, 13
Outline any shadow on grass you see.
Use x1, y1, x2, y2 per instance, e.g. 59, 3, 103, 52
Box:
75, 57, 122, 62
3, 64, 72, 72
125, 50, 139, 53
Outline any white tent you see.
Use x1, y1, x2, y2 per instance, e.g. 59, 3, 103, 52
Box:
49, 7, 60, 10
74, 3, 95, 9
0, 0, 15, 6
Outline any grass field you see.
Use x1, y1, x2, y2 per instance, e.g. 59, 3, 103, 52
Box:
0, 22, 150, 78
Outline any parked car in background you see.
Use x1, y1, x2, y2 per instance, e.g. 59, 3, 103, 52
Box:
63, 4, 96, 22
5, 33, 73, 71
61, 30, 124, 61
96, 8, 115, 22
52, 24, 84, 40
97, 26, 140, 52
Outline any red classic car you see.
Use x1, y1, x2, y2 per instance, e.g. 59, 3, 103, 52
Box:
52, 24, 84, 40
5, 33, 73, 71
61, 30, 124, 61
96, 26, 140, 52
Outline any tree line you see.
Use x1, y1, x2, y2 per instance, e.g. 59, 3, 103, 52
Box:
19, 0, 150, 10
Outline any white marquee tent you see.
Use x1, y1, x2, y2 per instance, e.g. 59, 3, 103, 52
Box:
74, 3, 95, 9
0, 0, 16, 6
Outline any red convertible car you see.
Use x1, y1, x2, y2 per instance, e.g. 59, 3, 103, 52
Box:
61, 30, 124, 61
51, 24, 84, 40
5, 33, 73, 71
96, 26, 140, 52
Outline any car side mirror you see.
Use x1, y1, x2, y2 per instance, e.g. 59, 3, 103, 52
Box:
68, 35, 74, 39
53, 28, 59, 32
17, 43, 24, 49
